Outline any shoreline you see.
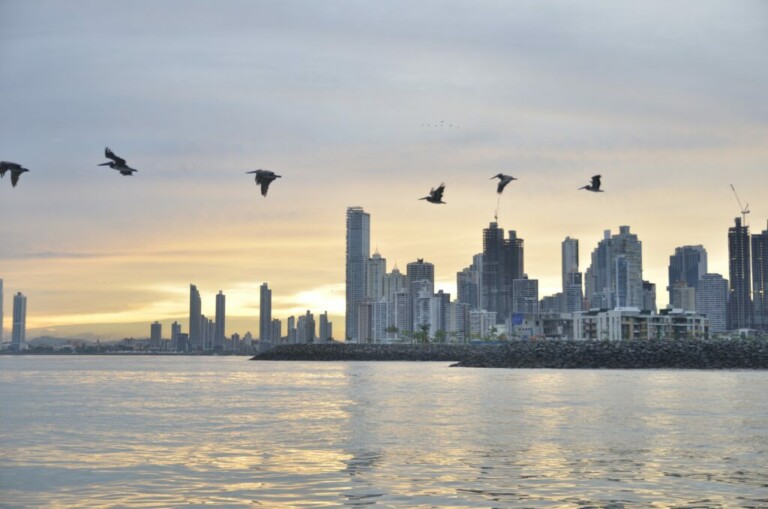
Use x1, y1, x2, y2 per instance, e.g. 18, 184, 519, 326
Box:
251, 339, 768, 369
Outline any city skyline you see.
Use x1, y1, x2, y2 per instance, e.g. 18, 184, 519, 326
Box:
1, 1, 767, 339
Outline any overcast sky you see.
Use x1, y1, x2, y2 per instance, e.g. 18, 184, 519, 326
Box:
1, 0, 767, 339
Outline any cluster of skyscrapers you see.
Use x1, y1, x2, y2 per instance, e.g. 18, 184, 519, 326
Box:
345, 207, 768, 342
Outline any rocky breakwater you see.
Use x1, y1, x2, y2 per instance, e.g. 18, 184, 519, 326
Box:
251, 343, 486, 361
252, 339, 768, 369
455, 338, 768, 369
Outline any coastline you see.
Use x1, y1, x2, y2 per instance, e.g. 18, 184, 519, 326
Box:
251, 339, 768, 369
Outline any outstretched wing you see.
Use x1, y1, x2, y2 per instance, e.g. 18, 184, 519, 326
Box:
105, 147, 126, 166
259, 181, 271, 196
591, 175, 601, 191
497, 180, 507, 194
10, 169, 24, 187
433, 183, 445, 201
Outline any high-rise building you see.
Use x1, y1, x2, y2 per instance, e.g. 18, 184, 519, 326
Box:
366, 251, 386, 301
259, 283, 272, 341
457, 263, 481, 310
562, 237, 582, 313
482, 223, 524, 323
319, 311, 332, 342
11, 292, 26, 351
585, 226, 643, 310
512, 277, 539, 314
642, 280, 657, 313
670, 282, 696, 312
382, 266, 406, 304
407, 258, 435, 331
346, 206, 370, 342
287, 316, 297, 343
752, 222, 768, 331
297, 310, 316, 343
171, 321, 181, 350
728, 217, 752, 330
215, 290, 226, 350
150, 321, 162, 349
0, 278, 3, 342
271, 319, 281, 342
189, 284, 201, 351
668, 245, 708, 308
696, 273, 729, 334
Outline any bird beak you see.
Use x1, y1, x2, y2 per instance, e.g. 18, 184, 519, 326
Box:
98, 162, 110, 166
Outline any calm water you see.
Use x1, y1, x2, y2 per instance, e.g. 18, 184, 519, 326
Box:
1, 357, 767, 508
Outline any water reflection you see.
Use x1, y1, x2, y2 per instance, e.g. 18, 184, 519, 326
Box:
1, 358, 767, 507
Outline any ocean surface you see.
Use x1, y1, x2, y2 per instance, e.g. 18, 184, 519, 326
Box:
1, 357, 767, 508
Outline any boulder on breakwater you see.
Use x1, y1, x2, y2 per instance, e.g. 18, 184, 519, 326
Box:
251, 339, 768, 369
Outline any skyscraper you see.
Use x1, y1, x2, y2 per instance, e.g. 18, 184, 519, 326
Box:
366, 250, 386, 301
752, 221, 768, 331
585, 226, 643, 310
728, 217, 752, 330
345, 206, 370, 341
481, 222, 524, 322
260, 283, 272, 341
512, 277, 539, 314
696, 273, 729, 334
667, 245, 707, 308
171, 321, 181, 350
189, 284, 201, 351
215, 290, 226, 350
11, 292, 26, 351
150, 321, 162, 349
319, 311, 332, 342
562, 237, 582, 313
407, 258, 435, 331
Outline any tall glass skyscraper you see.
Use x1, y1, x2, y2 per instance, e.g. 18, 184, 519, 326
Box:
728, 217, 752, 330
668, 245, 708, 307
215, 290, 226, 350
345, 207, 370, 342
482, 222, 524, 323
260, 283, 272, 342
752, 222, 768, 331
11, 291, 26, 351
189, 284, 201, 351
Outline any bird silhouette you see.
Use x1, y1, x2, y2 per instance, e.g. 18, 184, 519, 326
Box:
490, 173, 517, 194
246, 169, 281, 197
99, 147, 137, 176
420, 183, 446, 204
579, 175, 603, 192
0, 161, 30, 187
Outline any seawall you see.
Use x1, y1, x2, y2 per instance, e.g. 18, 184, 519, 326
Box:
251, 339, 768, 369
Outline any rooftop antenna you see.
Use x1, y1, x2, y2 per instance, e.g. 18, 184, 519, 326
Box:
730, 184, 750, 225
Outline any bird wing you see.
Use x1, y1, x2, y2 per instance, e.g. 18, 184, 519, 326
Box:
105, 147, 126, 166
259, 180, 271, 196
10, 169, 23, 187
591, 175, 601, 190
434, 183, 445, 200
497, 181, 507, 194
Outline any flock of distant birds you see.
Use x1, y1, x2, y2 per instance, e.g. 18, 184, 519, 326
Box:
1, 148, 604, 216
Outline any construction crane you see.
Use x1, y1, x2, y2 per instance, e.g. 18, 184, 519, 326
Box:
730, 184, 750, 224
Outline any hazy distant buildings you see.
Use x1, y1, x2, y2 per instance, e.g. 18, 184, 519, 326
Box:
407, 258, 435, 332
11, 292, 26, 351
512, 277, 539, 314
215, 290, 226, 350
150, 321, 162, 349
259, 283, 272, 341
642, 280, 657, 313
189, 284, 202, 351
728, 217, 752, 330
318, 311, 332, 342
346, 207, 370, 342
696, 273, 729, 334
752, 222, 768, 331
171, 321, 181, 349
297, 310, 315, 343
271, 319, 281, 342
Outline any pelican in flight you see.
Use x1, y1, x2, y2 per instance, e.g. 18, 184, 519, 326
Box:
491, 173, 517, 194
0, 161, 29, 187
579, 175, 603, 192
420, 183, 446, 204
246, 169, 281, 197
99, 147, 137, 175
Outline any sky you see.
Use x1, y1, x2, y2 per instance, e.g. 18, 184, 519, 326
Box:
1, 0, 767, 340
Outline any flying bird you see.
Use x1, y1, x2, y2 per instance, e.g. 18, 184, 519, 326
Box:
490, 173, 517, 194
579, 175, 604, 192
99, 147, 137, 176
0, 161, 30, 187
420, 183, 446, 204
246, 169, 282, 197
